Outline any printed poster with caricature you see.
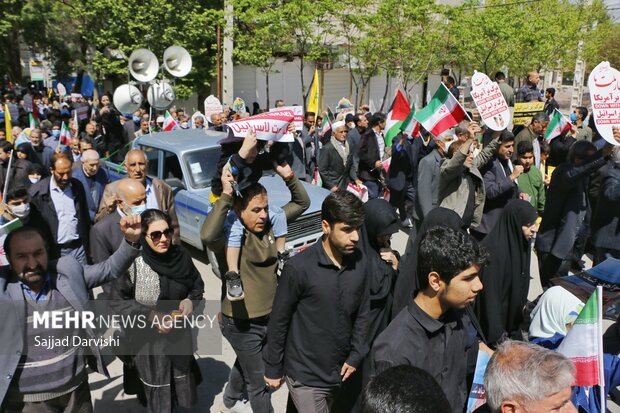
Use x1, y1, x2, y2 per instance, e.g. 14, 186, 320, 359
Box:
589, 61, 620, 146
470, 71, 511, 131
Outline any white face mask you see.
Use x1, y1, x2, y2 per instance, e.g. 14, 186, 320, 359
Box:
29, 177, 40, 184
10, 202, 30, 218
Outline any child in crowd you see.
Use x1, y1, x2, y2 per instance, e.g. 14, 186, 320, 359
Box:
539, 140, 552, 187
516, 141, 546, 219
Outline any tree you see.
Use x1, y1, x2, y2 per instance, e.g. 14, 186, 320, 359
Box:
0, 0, 26, 84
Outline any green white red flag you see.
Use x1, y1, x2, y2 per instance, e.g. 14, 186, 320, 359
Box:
415, 83, 467, 137
384, 90, 411, 147
321, 115, 331, 134
163, 111, 177, 132
400, 103, 420, 138
59, 121, 71, 146
557, 286, 604, 399
28, 113, 36, 130
544, 109, 571, 141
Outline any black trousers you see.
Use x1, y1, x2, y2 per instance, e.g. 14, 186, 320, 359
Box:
537, 251, 570, 289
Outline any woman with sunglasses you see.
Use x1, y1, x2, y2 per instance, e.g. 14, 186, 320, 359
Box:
110, 209, 204, 413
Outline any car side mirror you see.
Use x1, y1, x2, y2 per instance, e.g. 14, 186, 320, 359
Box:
165, 177, 185, 190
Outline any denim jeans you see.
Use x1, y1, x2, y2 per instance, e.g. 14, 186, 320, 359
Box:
220, 314, 273, 413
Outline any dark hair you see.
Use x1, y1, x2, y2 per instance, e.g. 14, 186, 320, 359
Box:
50, 152, 72, 169
362, 366, 451, 413
417, 226, 488, 289
517, 140, 534, 156
447, 140, 465, 158
141, 209, 172, 234
321, 190, 365, 228
304, 111, 316, 119
0, 141, 13, 154
576, 106, 588, 120
232, 182, 268, 214
28, 162, 46, 175
545, 87, 556, 96
446, 76, 456, 85
540, 140, 551, 155
369, 113, 386, 128
6, 187, 29, 202
495, 71, 506, 81
4, 226, 47, 260
532, 111, 549, 124
568, 140, 596, 164
497, 129, 515, 144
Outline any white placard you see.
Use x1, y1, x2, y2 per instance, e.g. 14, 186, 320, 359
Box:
470, 71, 511, 131
589, 61, 620, 146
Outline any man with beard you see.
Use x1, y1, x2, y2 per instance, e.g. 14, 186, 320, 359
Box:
0, 215, 142, 412
264, 191, 369, 413
29, 128, 54, 169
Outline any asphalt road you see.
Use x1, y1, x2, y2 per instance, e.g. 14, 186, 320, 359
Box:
88, 228, 620, 412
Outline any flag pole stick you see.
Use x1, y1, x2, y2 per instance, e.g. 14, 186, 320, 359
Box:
440, 82, 472, 122
2, 153, 14, 203
598, 285, 605, 412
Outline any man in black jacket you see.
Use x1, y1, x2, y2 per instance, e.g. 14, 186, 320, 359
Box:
591, 143, 620, 264
29, 153, 91, 264
358, 113, 386, 199
318, 121, 358, 191
536, 140, 614, 287
387, 132, 420, 227
264, 191, 369, 413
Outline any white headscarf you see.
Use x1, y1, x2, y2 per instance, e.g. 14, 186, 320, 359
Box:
529, 286, 584, 339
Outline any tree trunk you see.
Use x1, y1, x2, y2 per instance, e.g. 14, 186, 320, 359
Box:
300, 55, 306, 110
266, 70, 270, 109
379, 74, 390, 112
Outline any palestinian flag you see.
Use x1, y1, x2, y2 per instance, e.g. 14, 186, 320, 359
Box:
415, 83, 467, 137
557, 286, 604, 388
400, 103, 420, 138
59, 121, 71, 146
384, 90, 411, 147
544, 109, 571, 141
163, 111, 177, 132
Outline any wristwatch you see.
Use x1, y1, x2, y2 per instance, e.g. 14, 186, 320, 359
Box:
125, 239, 141, 248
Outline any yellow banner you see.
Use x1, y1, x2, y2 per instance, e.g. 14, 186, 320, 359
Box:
513, 102, 545, 125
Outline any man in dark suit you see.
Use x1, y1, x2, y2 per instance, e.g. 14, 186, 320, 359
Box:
387, 132, 420, 227
288, 111, 316, 182
358, 113, 386, 199
473, 132, 525, 239
29, 153, 92, 264
90, 178, 146, 264
591, 146, 620, 264
318, 121, 358, 192
0, 216, 141, 411
536, 140, 614, 287
347, 114, 368, 181
72, 149, 110, 223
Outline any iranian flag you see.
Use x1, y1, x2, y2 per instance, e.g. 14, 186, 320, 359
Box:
400, 103, 420, 138
321, 115, 331, 134
28, 113, 36, 130
415, 83, 467, 137
557, 286, 604, 404
163, 111, 177, 132
544, 109, 571, 141
384, 90, 411, 147
59, 121, 71, 146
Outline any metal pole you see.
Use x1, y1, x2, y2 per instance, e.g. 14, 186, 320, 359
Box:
217, 25, 221, 100
222, 0, 234, 106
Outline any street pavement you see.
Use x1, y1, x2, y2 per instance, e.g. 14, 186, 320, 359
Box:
89, 228, 620, 412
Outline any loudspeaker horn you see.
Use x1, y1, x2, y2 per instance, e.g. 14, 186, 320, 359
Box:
113, 84, 143, 114
163, 46, 192, 78
147, 81, 176, 109
128, 49, 159, 82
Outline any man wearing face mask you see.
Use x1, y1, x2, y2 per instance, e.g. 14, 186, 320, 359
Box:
0, 188, 35, 225
73, 150, 110, 223
570, 106, 593, 142
43, 121, 62, 150
90, 178, 146, 265
96, 149, 180, 244
29, 128, 54, 169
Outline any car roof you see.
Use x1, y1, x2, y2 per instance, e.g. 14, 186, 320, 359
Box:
135, 129, 229, 153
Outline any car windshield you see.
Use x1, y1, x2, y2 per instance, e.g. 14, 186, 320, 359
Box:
183, 148, 220, 189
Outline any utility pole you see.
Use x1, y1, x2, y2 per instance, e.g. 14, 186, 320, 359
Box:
222, 0, 234, 106
570, 0, 593, 113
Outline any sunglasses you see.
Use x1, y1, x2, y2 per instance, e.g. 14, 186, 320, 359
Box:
147, 228, 173, 243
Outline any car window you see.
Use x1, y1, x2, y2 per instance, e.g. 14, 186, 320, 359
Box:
140, 145, 159, 177
163, 150, 184, 183
183, 149, 220, 189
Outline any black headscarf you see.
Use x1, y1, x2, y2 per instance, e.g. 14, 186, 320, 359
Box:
16, 143, 41, 165
476, 199, 537, 346
139, 235, 203, 302
359, 198, 400, 340
391, 208, 464, 318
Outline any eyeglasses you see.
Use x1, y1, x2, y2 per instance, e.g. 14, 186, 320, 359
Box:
147, 228, 173, 243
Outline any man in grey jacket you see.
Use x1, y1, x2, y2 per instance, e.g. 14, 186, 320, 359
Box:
438, 123, 500, 230
0, 215, 142, 412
